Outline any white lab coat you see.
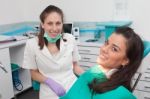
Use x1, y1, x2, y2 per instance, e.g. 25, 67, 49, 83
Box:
22, 33, 80, 99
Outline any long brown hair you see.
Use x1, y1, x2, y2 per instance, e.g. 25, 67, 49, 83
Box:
89, 27, 144, 93
38, 5, 65, 50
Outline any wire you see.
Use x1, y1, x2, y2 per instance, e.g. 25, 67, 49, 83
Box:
12, 71, 23, 91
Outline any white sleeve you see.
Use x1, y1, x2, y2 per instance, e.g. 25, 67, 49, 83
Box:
22, 39, 37, 69
72, 37, 81, 62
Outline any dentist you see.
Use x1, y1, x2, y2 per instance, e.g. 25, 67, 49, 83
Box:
22, 5, 83, 99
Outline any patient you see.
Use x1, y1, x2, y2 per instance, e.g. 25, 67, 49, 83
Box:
60, 27, 144, 99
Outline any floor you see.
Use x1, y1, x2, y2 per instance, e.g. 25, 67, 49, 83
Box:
13, 88, 39, 99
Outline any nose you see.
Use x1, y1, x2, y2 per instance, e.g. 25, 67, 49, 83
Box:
53, 25, 57, 31
101, 45, 109, 54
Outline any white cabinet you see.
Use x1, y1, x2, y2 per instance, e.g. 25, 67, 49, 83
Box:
0, 40, 32, 98
133, 53, 150, 98
0, 48, 14, 99
78, 43, 102, 70
134, 90, 150, 99
9, 44, 32, 95
78, 45, 100, 55
135, 81, 150, 92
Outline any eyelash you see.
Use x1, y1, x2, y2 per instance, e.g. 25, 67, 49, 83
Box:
112, 47, 118, 52
104, 40, 118, 52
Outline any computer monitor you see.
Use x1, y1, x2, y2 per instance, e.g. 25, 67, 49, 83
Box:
63, 23, 73, 34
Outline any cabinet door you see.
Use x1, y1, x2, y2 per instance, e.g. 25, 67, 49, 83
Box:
80, 54, 98, 62
78, 43, 100, 70
135, 81, 150, 92
137, 53, 150, 73
140, 73, 150, 82
0, 48, 14, 99
133, 90, 150, 99
9, 45, 32, 94
78, 45, 100, 55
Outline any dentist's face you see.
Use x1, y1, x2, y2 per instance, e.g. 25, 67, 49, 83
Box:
97, 33, 129, 71
41, 12, 63, 38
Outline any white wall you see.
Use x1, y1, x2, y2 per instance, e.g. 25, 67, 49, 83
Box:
128, 0, 150, 40
0, 0, 27, 24
22, 0, 114, 22
0, 0, 150, 40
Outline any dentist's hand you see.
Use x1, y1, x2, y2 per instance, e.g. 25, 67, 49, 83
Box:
44, 78, 66, 97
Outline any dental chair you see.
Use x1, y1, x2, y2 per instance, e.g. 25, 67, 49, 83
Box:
132, 40, 150, 91
143, 41, 150, 58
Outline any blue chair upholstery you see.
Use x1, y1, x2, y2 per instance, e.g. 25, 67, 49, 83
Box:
32, 80, 40, 91
143, 41, 150, 58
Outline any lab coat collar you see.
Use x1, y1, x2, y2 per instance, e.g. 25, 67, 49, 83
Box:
41, 45, 54, 61
105, 69, 118, 78
41, 38, 68, 63
59, 38, 68, 54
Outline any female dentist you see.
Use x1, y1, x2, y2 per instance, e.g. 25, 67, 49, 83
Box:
22, 5, 83, 99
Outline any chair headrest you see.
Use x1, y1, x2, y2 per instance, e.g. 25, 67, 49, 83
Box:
143, 41, 150, 58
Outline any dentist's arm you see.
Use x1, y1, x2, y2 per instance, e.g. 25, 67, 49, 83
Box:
73, 62, 84, 76
30, 69, 46, 83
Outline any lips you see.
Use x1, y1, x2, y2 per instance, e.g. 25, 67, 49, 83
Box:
50, 33, 58, 38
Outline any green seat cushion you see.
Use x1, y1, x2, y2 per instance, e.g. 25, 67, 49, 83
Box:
32, 81, 40, 91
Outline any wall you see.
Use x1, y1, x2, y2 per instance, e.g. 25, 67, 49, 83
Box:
0, 0, 150, 40
128, 0, 150, 40
0, 0, 27, 24
22, 0, 114, 22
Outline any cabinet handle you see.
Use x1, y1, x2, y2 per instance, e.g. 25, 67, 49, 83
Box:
79, 50, 90, 52
144, 97, 150, 99
0, 62, 8, 73
147, 68, 150, 70
145, 76, 150, 79
82, 57, 90, 60
0, 94, 1, 99
144, 86, 150, 89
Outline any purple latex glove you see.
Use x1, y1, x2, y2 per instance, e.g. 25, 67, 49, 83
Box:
44, 78, 66, 97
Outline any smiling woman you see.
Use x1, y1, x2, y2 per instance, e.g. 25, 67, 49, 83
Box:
22, 5, 83, 99
60, 27, 144, 99
97, 33, 129, 72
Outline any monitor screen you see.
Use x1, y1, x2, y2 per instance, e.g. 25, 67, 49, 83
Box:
63, 23, 73, 34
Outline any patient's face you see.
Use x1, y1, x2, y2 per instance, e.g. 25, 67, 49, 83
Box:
97, 33, 129, 71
